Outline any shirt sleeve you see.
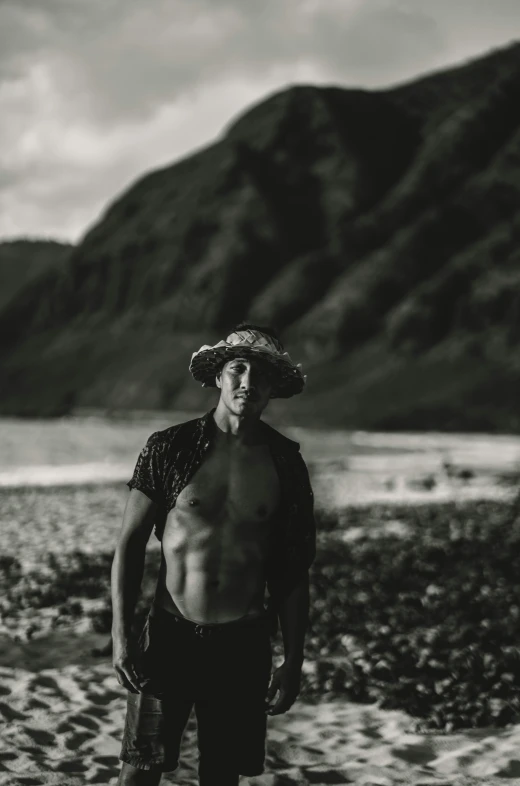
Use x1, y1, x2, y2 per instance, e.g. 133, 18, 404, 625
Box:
288, 450, 317, 578
297, 451, 317, 571
127, 432, 166, 507
266, 449, 317, 609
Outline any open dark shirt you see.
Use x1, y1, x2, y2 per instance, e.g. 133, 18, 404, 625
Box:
127, 408, 316, 635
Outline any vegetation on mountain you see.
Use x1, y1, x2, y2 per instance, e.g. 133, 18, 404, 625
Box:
0, 240, 72, 312
1, 43, 519, 429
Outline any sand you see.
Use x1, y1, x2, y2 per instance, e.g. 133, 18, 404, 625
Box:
1, 634, 520, 786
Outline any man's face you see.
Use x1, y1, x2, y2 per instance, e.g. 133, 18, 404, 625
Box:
216, 356, 274, 417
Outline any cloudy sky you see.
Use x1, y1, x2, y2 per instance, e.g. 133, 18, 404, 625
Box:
1, 0, 518, 243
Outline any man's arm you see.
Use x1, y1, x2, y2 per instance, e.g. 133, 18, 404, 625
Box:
111, 488, 156, 692
278, 449, 315, 665
278, 573, 310, 665
265, 573, 310, 715
265, 446, 316, 715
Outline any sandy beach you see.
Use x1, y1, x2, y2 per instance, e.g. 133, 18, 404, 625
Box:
1, 627, 520, 785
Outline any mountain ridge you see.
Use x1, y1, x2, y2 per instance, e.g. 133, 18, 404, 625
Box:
1, 42, 519, 429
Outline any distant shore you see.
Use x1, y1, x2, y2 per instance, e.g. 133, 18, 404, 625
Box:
1, 414, 519, 507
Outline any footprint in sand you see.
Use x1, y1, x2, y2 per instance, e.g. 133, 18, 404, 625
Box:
87, 689, 121, 705
69, 712, 101, 731
65, 731, 95, 749
362, 725, 382, 740
89, 705, 111, 718
0, 752, 18, 763
19, 746, 44, 756
29, 674, 68, 700
303, 768, 350, 784
318, 728, 342, 740
25, 727, 55, 746
54, 759, 88, 773
26, 698, 49, 710
56, 721, 76, 733
391, 743, 436, 766
92, 755, 120, 767
497, 760, 520, 777
0, 701, 25, 721
30, 674, 58, 688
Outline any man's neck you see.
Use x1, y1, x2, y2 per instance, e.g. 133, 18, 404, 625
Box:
212, 403, 265, 446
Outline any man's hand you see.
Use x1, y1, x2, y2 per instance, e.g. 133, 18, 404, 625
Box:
265, 660, 302, 716
113, 634, 146, 694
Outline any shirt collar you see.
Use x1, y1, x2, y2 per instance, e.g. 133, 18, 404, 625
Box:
200, 407, 278, 448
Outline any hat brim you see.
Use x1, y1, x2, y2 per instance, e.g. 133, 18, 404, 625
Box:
189, 346, 305, 398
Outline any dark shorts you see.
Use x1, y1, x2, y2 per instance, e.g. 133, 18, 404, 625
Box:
119, 604, 273, 776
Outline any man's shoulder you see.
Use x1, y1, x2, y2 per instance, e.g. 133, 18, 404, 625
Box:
146, 413, 207, 447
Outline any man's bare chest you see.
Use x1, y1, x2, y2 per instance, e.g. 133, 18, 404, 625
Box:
175, 443, 280, 524
162, 443, 279, 567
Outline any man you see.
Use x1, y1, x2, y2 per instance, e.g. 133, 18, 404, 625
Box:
112, 323, 316, 785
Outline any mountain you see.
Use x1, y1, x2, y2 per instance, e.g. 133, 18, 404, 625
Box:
0, 240, 72, 312
0, 43, 519, 430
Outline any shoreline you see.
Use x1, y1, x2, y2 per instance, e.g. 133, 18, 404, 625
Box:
0, 464, 517, 509
2, 413, 519, 510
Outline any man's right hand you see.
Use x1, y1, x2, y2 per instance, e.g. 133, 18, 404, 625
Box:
112, 634, 146, 693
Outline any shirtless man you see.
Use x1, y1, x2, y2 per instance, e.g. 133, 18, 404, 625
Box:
112, 324, 316, 785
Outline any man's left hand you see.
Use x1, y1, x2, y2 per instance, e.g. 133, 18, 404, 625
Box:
265, 660, 302, 716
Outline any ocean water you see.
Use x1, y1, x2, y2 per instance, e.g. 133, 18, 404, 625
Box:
1, 413, 519, 507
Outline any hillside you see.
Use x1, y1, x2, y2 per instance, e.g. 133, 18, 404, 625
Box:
0, 240, 72, 312
0, 43, 519, 430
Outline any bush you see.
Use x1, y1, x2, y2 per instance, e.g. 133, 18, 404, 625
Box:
303, 500, 520, 729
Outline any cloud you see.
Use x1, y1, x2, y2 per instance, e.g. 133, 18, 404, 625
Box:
0, 65, 325, 240
0, 0, 242, 124
0, 0, 449, 127
308, 3, 446, 85
0, 0, 518, 240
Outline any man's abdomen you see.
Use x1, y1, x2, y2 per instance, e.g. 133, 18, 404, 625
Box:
157, 524, 268, 624
166, 566, 265, 624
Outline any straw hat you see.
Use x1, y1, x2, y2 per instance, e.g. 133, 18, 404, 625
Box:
189, 328, 306, 398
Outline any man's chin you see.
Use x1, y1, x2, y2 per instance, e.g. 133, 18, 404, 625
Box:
234, 398, 260, 413
235, 397, 253, 407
